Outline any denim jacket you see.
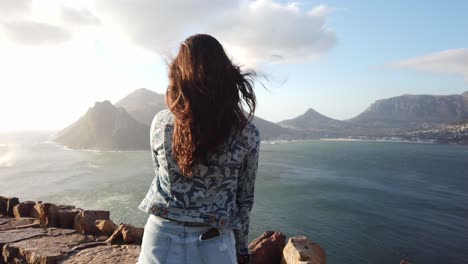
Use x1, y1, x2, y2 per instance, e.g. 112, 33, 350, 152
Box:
138, 109, 260, 253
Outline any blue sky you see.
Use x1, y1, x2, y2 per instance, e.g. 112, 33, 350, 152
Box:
0, 0, 467, 130
256, 0, 468, 121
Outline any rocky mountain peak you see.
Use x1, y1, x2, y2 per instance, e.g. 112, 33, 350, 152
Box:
304, 108, 321, 116
54, 100, 149, 151
92, 100, 113, 109
115, 88, 166, 125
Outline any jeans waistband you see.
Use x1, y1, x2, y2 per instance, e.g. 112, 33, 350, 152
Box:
152, 214, 212, 228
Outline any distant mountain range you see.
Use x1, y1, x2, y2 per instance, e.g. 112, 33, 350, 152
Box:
54, 90, 468, 150
54, 88, 290, 150
348, 92, 468, 128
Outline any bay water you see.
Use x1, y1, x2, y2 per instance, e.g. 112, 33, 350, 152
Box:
1, 132, 467, 263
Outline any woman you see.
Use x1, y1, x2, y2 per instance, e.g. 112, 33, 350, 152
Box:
137, 34, 261, 264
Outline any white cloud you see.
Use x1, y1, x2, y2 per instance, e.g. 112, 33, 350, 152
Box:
0, 0, 100, 46
0, 0, 32, 17
1, 20, 71, 45
96, 0, 337, 66
61, 6, 101, 26
0, 0, 338, 130
308, 4, 335, 17
393, 48, 468, 82
0, 0, 337, 65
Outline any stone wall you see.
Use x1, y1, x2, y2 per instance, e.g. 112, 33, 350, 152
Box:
0, 196, 326, 264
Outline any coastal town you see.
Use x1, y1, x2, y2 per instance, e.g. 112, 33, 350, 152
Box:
392, 123, 468, 145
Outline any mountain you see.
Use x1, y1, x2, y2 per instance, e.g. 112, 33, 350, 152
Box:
54, 101, 149, 150
55, 88, 292, 151
116, 88, 290, 140
348, 92, 468, 128
251, 115, 291, 140
115, 88, 167, 126
56, 89, 468, 150
278, 108, 351, 130
276, 108, 369, 138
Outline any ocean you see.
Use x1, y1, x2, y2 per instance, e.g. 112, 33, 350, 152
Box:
1, 132, 467, 264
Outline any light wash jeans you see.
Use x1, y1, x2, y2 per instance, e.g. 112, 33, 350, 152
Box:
137, 214, 237, 264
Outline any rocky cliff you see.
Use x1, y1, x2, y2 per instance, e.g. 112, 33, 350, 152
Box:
347, 92, 468, 128
0, 195, 327, 264
54, 101, 150, 151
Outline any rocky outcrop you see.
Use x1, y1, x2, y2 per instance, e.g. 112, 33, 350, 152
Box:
73, 210, 110, 235
281, 236, 326, 264
29, 203, 80, 229
0, 197, 19, 217
0, 195, 138, 264
0, 217, 39, 232
105, 224, 144, 245
0, 195, 327, 264
59, 245, 141, 264
249, 231, 287, 264
95, 220, 118, 236
12, 201, 35, 219
2, 229, 91, 264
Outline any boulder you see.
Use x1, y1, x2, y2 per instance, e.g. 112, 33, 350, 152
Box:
121, 224, 144, 244
249, 231, 287, 264
56, 207, 81, 229
74, 210, 110, 235
30, 202, 81, 229
106, 224, 144, 245
95, 219, 118, 236
0, 196, 9, 215
30, 202, 44, 219
0, 196, 19, 217
43, 203, 60, 227
13, 201, 36, 219
281, 236, 326, 264
30, 202, 60, 227
59, 245, 141, 264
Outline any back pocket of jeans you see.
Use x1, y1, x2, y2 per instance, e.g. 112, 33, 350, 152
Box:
142, 219, 172, 263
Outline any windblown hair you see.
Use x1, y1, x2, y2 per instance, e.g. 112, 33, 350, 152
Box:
166, 34, 256, 176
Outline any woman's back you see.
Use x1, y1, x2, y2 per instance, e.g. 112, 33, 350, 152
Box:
138, 34, 260, 263
139, 109, 260, 252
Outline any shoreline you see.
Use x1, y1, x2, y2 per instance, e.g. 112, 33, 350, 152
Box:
318, 138, 435, 144
261, 137, 468, 146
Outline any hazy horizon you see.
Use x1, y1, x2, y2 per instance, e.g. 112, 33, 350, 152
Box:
1, 0, 467, 131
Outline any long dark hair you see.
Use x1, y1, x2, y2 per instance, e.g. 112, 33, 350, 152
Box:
166, 34, 256, 176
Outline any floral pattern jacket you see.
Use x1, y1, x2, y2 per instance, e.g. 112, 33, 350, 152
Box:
138, 109, 261, 253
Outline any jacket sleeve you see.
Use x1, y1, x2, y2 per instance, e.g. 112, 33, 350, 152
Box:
150, 110, 169, 169
234, 125, 261, 254
150, 112, 160, 170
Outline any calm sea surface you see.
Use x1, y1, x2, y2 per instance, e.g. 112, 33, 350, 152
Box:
1, 132, 467, 264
